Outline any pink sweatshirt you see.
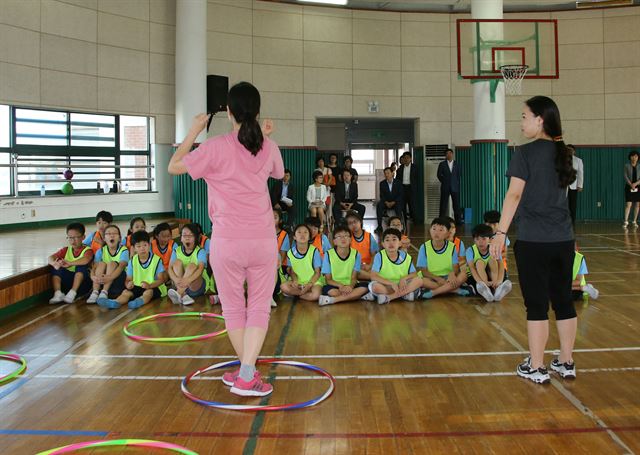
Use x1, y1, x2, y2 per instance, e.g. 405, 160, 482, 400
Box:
183, 132, 284, 239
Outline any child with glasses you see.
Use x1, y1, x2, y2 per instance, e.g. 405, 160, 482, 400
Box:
48, 222, 94, 304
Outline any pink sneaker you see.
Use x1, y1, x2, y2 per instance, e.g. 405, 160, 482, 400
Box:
222, 368, 239, 387
230, 372, 273, 397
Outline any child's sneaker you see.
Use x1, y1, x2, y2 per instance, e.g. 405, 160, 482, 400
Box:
63, 290, 77, 304
623, 220, 629, 228
421, 290, 433, 299
167, 289, 182, 304
128, 297, 145, 309
550, 358, 576, 379
230, 373, 273, 397
377, 294, 390, 305
318, 295, 335, 306
210, 295, 220, 305
99, 298, 121, 309
401, 289, 421, 301
181, 294, 195, 306
493, 280, 513, 302
476, 282, 494, 302
86, 290, 100, 304
361, 292, 375, 301
582, 283, 599, 300
455, 287, 471, 297
49, 290, 65, 304
516, 356, 550, 384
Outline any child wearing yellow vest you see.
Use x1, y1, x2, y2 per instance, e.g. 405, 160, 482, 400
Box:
318, 226, 369, 306
167, 224, 209, 306
280, 224, 323, 302
83, 210, 112, 254
418, 217, 470, 299
48, 222, 94, 304
368, 228, 422, 304
87, 224, 129, 303
465, 224, 512, 302
99, 230, 167, 309
345, 211, 379, 281
572, 249, 599, 300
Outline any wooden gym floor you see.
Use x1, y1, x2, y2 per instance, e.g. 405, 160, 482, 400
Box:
0, 222, 638, 454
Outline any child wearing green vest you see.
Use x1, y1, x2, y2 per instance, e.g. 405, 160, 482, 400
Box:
99, 230, 167, 309
465, 224, 512, 302
572, 249, 599, 300
87, 224, 129, 303
48, 222, 93, 304
280, 224, 323, 302
417, 217, 470, 299
167, 224, 209, 306
369, 228, 422, 305
318, 226, 369, 306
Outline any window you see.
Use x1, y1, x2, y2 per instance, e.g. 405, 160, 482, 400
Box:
70, 113, 116, 147
15, 109, 67, 146
4, 105, 153, 196
351, 149, 375, 175
0, 105, 9, 148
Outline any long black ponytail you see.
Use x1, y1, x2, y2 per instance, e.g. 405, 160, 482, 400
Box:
525, 96, 576, 188
228, 82, 263, 156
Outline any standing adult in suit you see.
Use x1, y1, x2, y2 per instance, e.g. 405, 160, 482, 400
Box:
334, 168, 366, 223
376, 167, 403, 233
397, 152, 418, 220
437, 148, 462, 225
270, 168, 295, 225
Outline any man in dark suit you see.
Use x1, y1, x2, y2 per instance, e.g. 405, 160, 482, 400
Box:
437, 148, 462, 225
270, 168, 295, 225
334, 168, 366, 223
396, 152, 418, 220
376, 167, 403, 233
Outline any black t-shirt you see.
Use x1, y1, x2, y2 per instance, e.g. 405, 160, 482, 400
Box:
506, 139, 573, 242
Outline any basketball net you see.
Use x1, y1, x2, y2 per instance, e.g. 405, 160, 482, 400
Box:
500, 64, 528, 95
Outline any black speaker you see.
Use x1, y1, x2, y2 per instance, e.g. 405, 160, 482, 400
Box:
207, 75, 228, 114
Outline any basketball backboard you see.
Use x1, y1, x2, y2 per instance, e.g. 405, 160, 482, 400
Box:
456, 19, 559, 79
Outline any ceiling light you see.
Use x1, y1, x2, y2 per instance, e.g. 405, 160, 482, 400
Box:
576, 0, 633, 8
298, 0, 348, 5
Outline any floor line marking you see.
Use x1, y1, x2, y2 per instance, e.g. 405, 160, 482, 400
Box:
0, 309, 132, 402
0, 304, 69, 341
483, 316, 635, 454
18, 346, 640, 360
22, 367, 640, 381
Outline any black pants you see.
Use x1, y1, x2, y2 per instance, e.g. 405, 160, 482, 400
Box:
514, 240, 576, 321
439, 187, 461, 224
333, 201, 365, 224
402, 185, 415, 219
568, 189, 577, 226
277, 203, 295, 227
376, 201, 402, 229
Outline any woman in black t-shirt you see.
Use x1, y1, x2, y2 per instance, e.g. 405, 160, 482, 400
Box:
343, 155, 359, 183
490, 96, 577, 385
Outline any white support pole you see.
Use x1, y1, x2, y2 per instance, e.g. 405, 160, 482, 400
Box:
471, 0, 505, 140
175, 0, 207, 143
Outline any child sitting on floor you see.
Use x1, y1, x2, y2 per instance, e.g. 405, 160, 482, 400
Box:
87, 224, 129, 303
346, 211, 379, 281
280, 224, 323, 302
48, 222, 93, 304
465, 224, 512, 302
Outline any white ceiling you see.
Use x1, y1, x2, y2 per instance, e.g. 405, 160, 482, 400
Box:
282, 0, 639, 13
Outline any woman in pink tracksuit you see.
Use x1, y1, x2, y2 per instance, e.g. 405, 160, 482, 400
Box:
169, 82, 284, 397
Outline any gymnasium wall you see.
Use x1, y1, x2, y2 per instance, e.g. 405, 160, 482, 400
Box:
0, 0, 177, 225
206, 1, 640, 148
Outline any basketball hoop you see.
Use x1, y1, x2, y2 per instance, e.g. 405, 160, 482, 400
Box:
500, 64, 528, 95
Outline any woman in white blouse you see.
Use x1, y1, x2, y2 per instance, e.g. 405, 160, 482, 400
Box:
307, 170, 330, 227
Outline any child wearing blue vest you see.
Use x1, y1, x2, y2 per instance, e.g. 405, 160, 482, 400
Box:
48, 222, 93, 304
368, 228, 422, 305
572, 249, 599, 300
280, 224, 323, 302
87, 224, 129, 303
418, 217, 470, 299
318, 226, 369, 306
98, 230, 167, 309
167, 224, 209, 306
466, 224, 512, 302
